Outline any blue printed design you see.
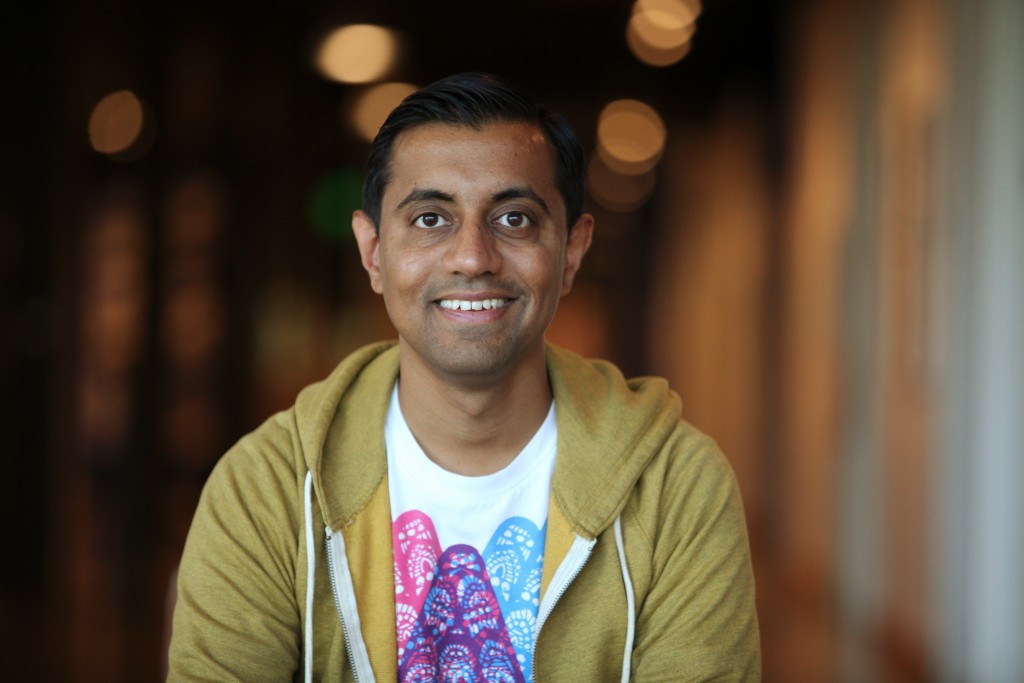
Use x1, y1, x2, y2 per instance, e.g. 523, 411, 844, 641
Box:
481, 518, 546, 677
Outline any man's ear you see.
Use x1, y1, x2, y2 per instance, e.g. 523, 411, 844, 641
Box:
352, 210, 383, 294
561, 213, 594, 295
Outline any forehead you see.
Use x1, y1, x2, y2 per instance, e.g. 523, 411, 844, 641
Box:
383, 122, 560, 203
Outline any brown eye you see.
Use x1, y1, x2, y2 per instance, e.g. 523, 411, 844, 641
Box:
496, 211, 530, 229
413, 213, 449, 229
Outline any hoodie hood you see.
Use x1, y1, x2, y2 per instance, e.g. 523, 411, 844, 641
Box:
292, 340, 683, 536
546, 345, 684, 539
295, 341, 398, 531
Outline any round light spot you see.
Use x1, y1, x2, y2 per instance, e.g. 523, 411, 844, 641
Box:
316, 24, 398, 84
350, 82, 417, 142
89, 90, 145, 155
627, 0, 700, 67
596, 99, 667, 175
631, 7, 695, 50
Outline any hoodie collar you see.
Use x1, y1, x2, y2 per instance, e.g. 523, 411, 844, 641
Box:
296, 341, 681, 537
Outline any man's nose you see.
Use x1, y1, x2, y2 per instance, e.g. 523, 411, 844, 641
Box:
443, 220, 501, 277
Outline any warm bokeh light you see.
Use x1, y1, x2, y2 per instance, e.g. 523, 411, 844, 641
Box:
626, 28, 693, 67
88, 90, 145, 155
635, 0, 701, 25
596, 99, 667, 175
316, 24, 398, 84
587, 153, 657, 212
350, 82, 417, 142
627, 0, 699, 67
631, 4, 696, 49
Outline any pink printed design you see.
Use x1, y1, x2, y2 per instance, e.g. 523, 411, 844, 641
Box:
393, 510, 442, 654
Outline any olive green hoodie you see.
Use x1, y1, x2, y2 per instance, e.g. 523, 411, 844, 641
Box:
169, 341, 760, 682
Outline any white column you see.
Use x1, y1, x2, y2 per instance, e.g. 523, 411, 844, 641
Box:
935, 0, 1024, 679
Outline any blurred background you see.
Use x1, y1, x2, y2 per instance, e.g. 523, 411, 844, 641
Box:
2, 0, 1022, 680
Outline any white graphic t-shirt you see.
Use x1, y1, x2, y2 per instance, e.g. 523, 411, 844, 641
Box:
385, 384, 556, 683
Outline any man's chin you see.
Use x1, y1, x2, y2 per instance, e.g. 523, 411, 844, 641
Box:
401, 340, 542, 387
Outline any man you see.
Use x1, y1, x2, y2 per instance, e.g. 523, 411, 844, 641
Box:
169, 73, 760, 682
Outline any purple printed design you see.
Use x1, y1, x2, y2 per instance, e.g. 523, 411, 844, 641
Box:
392, 513, 547, 682
397, 546, 525, 683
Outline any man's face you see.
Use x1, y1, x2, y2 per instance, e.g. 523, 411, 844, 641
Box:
353, 121, 593, 385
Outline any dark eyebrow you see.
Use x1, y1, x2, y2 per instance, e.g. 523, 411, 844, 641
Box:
492, 187, 550, 215
395, 188, 455, 211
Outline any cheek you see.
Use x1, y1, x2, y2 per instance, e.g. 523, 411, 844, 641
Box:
516, 249, 566, 299
392, 255, 430, 289
379, 255, 436, 315
380, 248, 419, 283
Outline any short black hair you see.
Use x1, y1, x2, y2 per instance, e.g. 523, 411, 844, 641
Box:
362, 72, 586, 232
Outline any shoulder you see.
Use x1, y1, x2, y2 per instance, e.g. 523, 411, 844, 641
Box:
628, 419, 749, 571
208, 340, 400, 496
187, 408, 309, 563
208, 408, 306, 500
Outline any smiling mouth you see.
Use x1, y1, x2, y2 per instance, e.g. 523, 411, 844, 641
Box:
437, 298, 512, 311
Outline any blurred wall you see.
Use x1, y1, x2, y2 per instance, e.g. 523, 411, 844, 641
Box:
642, 0, 1024, 681
931, 0, 1024, 679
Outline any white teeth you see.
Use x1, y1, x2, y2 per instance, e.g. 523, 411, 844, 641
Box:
439, 298, 510, 311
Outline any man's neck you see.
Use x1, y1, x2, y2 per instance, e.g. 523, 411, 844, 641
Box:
396, 347, 552, 477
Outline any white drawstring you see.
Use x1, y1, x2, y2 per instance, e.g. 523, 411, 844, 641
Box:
304, 471, 316, 683
614, 516, 635, 683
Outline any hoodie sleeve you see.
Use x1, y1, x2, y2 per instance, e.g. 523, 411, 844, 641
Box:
168, 411, 304, 682
629, 430, 761, 682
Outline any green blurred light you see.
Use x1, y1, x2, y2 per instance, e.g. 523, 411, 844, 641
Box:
308, 167, 363, 243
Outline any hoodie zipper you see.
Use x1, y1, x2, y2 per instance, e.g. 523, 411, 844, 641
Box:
325, 527, 376, 683
531, 535, 597, 682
